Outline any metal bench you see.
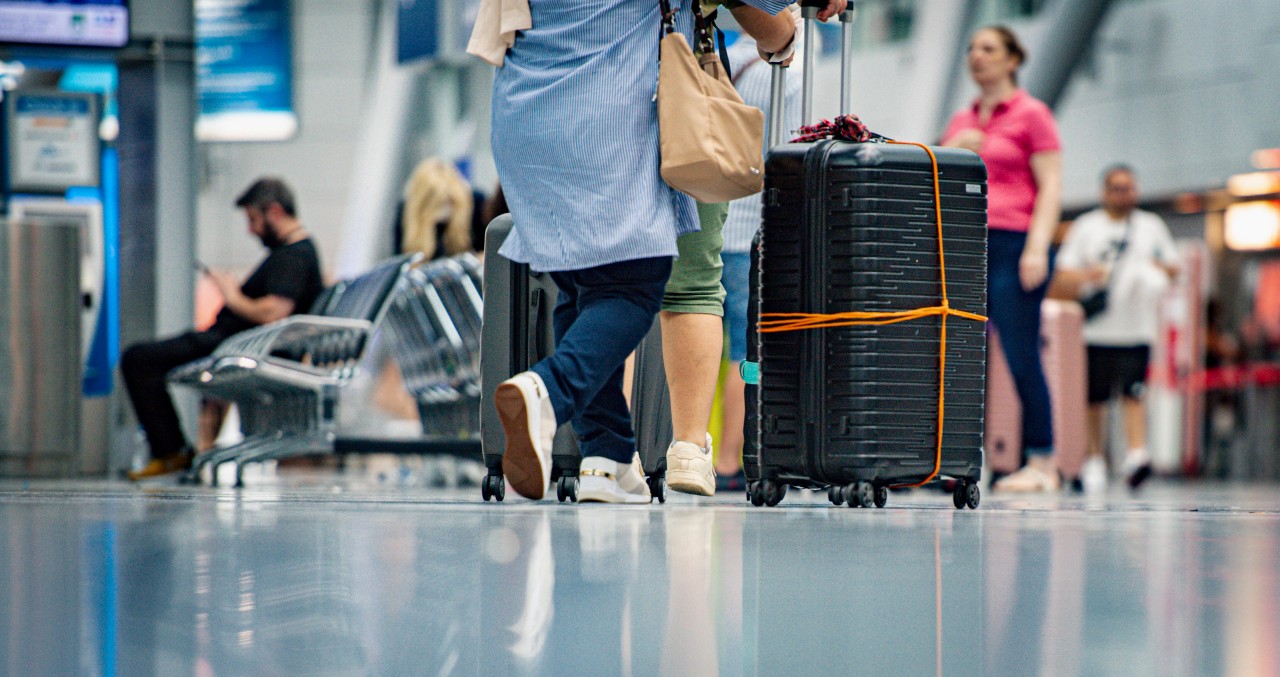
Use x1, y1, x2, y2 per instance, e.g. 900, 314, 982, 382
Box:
384, 253, 484, 439
169, 253, 420, 486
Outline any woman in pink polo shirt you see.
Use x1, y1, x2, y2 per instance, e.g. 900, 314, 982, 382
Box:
943, 25, 1063, 492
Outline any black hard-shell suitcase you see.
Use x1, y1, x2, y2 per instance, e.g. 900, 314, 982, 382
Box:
479, 215, 672, 502
743, 6, 988, 509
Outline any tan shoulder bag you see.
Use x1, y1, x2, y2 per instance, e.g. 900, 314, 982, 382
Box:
657, 0, 765, 203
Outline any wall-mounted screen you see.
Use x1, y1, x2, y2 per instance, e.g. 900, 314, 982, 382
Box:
0, 1, 129, 49
4, 90, 101, 192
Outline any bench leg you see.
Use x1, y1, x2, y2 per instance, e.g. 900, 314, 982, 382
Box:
231, 433, 334, 487
190, 435, 277, 486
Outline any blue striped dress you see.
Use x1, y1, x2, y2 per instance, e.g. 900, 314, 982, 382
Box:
491, 0, 790, 273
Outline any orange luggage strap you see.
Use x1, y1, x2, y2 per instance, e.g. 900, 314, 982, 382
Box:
758, 141, 987, 488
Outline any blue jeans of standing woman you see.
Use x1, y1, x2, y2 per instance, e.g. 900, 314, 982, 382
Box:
531, 256, 673, 465
988, 230, 1054, 458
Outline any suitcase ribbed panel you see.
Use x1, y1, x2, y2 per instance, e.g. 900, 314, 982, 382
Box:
757, 141, 987, 486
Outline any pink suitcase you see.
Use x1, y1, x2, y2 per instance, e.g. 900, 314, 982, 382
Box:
984, 334, 1022, 476
984, 300, 1088, 480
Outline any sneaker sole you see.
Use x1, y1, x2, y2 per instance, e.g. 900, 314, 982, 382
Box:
495, 383, 546, 500
667, 469, 715, 497
578, 477, 651, 504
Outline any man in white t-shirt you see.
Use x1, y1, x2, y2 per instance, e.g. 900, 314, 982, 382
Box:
1055, 165, 1180, 492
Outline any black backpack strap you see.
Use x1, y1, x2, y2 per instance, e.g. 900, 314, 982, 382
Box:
714, 15, 733, 80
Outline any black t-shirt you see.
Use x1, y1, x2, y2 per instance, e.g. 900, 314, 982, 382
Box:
208, 238, 323, 338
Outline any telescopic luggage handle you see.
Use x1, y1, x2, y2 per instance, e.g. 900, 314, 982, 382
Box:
767, 1, 856, 148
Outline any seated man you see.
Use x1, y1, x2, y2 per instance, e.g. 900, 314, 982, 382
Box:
122, 177, 324, 480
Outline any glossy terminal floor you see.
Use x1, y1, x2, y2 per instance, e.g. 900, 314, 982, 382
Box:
1, 468, 1278, 677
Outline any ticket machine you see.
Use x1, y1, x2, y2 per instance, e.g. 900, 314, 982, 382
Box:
0, 87, 118, 476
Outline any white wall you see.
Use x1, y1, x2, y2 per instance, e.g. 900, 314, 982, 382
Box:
1052, 0, 1280, 206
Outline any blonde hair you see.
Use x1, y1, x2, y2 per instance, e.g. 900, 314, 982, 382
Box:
401, 158, 473, 259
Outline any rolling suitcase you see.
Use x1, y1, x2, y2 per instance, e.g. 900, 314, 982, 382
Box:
744, 4, 988, 510
982, 330, 1021, 477
983, 300, 1088, 483
479, 215, 672, 502
629, 320, 675, 500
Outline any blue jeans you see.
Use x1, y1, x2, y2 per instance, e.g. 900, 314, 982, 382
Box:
531, 257, 672, 464
988, 230, 1054, 457
721, 251, 751, 363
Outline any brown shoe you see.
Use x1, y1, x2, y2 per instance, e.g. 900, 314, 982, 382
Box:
127, 451, 194, 481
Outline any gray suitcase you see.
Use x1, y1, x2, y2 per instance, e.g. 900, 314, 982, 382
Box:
629, 317, 675, 498
479, 215, 672, 502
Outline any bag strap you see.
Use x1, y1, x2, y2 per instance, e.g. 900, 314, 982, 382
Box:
1101, 214, 1135, 290
714, 14, 733, 80
658, 0, 715, 55
659, 0, 676, 34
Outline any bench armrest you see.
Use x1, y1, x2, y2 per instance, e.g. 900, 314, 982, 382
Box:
213, 315, 374, 360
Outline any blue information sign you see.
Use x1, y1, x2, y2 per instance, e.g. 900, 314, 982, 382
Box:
397, 0, 482, 64
196, 0, 297, 141
397, 0, 439, 64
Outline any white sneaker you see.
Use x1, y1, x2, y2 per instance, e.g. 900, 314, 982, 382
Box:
495, 371, 556, 500
577, 453, 652, 504
665, 434, 716, 497
1121, 448, 1153, 489
991, 464, 1061, 493
1081, 456, 1107, 495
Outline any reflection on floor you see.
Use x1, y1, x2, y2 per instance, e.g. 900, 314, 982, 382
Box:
1, 475, 1277, 676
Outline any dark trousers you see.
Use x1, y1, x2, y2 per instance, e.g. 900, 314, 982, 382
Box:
121, 331, 224, 459
987, 230, 1054, 456
531, 256, 673, 464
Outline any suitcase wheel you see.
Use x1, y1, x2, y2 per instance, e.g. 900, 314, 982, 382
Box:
647, 474, 666, 504
874, 486, 889, 509
845, 481, 875, 509
482, 474, 506, 502
556, 475, 579, 503
750, 480, 785, 507
767, 482, 787, 507
952, 480, 980, 510
827, 485, 845, 506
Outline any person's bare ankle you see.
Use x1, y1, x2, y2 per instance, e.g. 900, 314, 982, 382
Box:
675, 434, 707, 449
